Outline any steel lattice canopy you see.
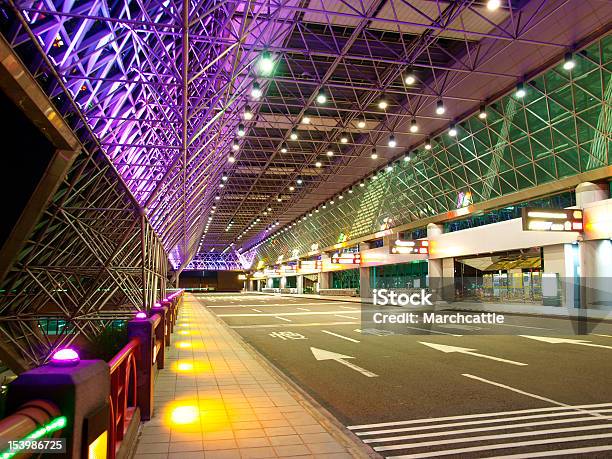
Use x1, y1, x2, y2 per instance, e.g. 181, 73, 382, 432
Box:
7, 0, 611, 270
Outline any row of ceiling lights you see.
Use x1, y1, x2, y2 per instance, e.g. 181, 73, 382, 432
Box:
248, 51, 579, 253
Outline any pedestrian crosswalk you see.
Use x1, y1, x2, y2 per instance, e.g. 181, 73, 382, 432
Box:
348, 403, 612, 458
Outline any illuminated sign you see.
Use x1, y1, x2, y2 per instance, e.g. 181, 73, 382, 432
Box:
299, 260, 320, 270
331, 252, 361, 264
457, 191, 473, 209
337, 232, 348, 243
521, 208, 583, 232
390, 239, 429, 254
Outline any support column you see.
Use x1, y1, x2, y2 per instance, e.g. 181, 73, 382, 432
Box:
359, 266, 372, 302
280, 276, 287, 289
577, 181, 611, 309
296, 275, 304, 294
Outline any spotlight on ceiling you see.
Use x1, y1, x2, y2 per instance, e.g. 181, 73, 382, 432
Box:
404, 151, 415, 162
404, 69, 416, 85
410, 118, 418, 133
259, 50, 274, 75
371, 148, 378, 160
290, 129, 298, 140
357, 119, 366, 129
315, 161, 322, 168
251, 81, 262, 99
232, 139, 240, 151
563, 52, 576, 70
479, 105, 487, 119
486, 0, 501, 11
243, 105, 253, 120
340, 134, 348, 144
316, 89, 327, 104
448, 123, 458, 137
436, 99, 445, 115
215, 195, 221, 201
515, 82, 526, 98
388, 134, 397, 148
280, 144, 287, 153
221, 175, 228, 182
326, 150, 334, 157
228, 155, 236, 163
289, 186, 295, 191
296, 179, 303, 185
301, 115, 311, 125
237, 124, 246, 137
378, 97, 388, 110
424, 138, 432, 150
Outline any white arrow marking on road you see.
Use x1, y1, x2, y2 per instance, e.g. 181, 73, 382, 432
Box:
419, 342, 528, 366
520, 335, 612, 350
310, 347, 378, 377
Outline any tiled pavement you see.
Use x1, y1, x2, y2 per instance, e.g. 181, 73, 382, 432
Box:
133, 294, 370, 459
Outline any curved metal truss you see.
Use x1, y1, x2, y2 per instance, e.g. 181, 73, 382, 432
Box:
4, 0, 609, 271
182, 250, 255, 271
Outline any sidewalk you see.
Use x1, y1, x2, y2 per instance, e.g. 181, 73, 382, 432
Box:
133, 294, 373, 459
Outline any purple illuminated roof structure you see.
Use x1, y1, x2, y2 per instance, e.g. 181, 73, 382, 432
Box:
10, 0, 611, 270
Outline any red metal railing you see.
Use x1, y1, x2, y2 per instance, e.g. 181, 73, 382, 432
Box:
108, 338, 139, 459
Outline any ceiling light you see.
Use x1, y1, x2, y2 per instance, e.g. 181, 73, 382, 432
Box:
404, 69, 416, 85
296, 179, 303, 185
371, 148, 378, 160
259, 51, 274, 75
251, 82, 262, 99
302, 115, 311, 125
340, 134, 348, 143
221, 175, 228, 181
267, 207, 272, 211
290, 129, 298, 140
486, 0, 501, 11
424, 138, 432, 150
410, 118, 418, 133
448, 124, 458, 137
357, 119, 366, 129
478, 105, 487, 119
277, 197, 282, 202
515, 82, 526, 98
315, 161, 322, 168
228, 155, 236, 163
436, 99, 445, 115
243, 105, 253, 120
330, 200, 334, 205
359, 182, 365, 187
289, 186, 295, 191
378, 97, 388, 110
348, 189, 353, 194
316, 89, 327, 104
326, 150, 334, 157
232, 139, 239, 151
563, 52, 576, 70
280, 144, 287, 153
388, 135, 397, 148
404, 151, 414, 162
215, 195, 221, 201
386, 165, 393, 172
339, 194, 343, 199
237, 124, 246, 137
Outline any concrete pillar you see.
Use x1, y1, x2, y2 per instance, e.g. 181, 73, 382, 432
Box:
297, 275, 304, 294
266, 278, 273, 288
427, 223, 444, 282
280, 276, 287, 288
319, 271, 331, 290
575, 181, 609, 207
360, 266, 372, 302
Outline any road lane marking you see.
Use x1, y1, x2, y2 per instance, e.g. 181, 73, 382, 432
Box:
404, 325, 461, 337
274, 316, 292, 322
362, 414, 612, 443
483, 444, 612, 458
311, 347, 377, 377
335, 314, 359, 320
520, 335, 612, 350
251, 308, 262, 312
385, 433, 612, 458
356, 409, 612, 435
231, 321, 357, 329
340, 305, 359, 310
591, 333, 612, 338
321, 330, 360, 343
462, 374, 612, 421
347, 403, 612, 429
420, 342, 527, 366
498, 323, 553, 330
217, 311, 360, 317
296, 307, 311, 311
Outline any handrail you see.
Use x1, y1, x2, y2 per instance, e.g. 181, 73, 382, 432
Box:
108, 338, 138, 459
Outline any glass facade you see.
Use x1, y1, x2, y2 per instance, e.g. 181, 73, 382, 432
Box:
370, 261, 428, 290
332, 269, 360, 291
